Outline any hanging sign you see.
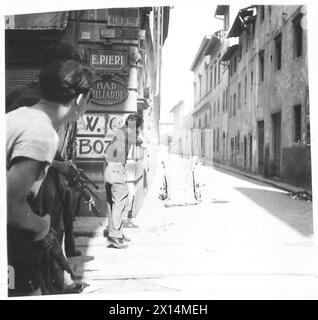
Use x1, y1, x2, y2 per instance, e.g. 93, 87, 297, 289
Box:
91, 79, 128, 106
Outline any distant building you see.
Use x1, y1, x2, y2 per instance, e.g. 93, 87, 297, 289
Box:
190, 5, 311, 190
159, 121, 173, 146
169, 100, 185, 154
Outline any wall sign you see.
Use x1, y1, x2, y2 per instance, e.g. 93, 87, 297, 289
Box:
100, 28, 145, 40
91, 79, 128, 105
89, 50, 127, 72
76, 136, 109, 159
77, 113, 106, 136
75, 113, 130, 160
107, 8, 140, 28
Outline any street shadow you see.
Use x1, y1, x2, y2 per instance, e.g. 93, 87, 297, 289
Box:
235, 187, 313, 236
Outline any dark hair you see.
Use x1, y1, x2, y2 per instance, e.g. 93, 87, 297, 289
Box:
125, 113, 143, 129
43, 42, 82, 64
39, 60, 95, 104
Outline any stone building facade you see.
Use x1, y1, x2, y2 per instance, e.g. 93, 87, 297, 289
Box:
189, 5, 311, 189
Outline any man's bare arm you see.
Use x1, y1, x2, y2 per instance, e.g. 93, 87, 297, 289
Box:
7, 158, 50, 239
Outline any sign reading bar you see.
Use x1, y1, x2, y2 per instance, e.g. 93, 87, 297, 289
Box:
89, 50, 127, 72
91, 79, 128, 106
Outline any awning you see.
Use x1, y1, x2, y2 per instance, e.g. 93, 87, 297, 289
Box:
220, 44, 239, 61
227, 6, 257, 38
5, 11, 69, 30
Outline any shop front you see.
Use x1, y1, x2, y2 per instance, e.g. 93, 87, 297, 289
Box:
5, 7, 170, 217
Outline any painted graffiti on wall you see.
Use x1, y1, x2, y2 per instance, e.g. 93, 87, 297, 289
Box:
75, 113, 128, 160
77, 113, 106, 136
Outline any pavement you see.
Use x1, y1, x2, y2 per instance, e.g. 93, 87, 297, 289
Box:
207, 160, 312, 194
67, 153, 317, 300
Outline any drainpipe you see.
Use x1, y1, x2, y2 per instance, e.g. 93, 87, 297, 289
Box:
126, 46, 141, 111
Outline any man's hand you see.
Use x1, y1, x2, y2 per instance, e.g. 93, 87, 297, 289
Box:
52, 160, 72, 176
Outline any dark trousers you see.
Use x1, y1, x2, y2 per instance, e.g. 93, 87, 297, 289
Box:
7, 226, 42, 296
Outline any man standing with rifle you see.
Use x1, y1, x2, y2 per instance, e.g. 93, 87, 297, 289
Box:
6, 60, 95, 296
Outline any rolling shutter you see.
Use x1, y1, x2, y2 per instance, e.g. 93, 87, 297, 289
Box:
5, 67, 40, 95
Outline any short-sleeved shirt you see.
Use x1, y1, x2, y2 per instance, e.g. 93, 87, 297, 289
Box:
6, 107, 59, 197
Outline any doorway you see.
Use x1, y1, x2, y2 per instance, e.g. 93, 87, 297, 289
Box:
201, 129, 205, 157
249, 134, 253, 171
257, 120, 265, 175
272, 112, 281, 177
244, 136, 247, 170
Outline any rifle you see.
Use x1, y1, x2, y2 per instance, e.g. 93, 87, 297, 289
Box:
54, 153, 101, 216
191, 156, 202, 202
158, 161, 169, 201
38, 228, 77, 280
67, 161, 101, 217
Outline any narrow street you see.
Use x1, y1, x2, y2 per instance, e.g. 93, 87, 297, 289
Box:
70, 153, 317, 299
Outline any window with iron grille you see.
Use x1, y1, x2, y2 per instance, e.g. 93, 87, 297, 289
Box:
275, 33, 282, 70
233, 93, 236, 116
294, 104, 302, 143
293, 14, 303, 58
223, 90, 226, 112
217, 98, 220, 115
205, 65, 209, 93
306, 121, 310, 145
238, 82, 241, 109
260, 5, 265, 21
237, 131, 240, 153
244, 75, 247, 102
218, 60, 221, 84
259, 50, 265, 82
217, 128, 220, 152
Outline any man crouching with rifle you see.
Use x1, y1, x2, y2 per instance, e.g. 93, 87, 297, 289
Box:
6, 60, 95, 296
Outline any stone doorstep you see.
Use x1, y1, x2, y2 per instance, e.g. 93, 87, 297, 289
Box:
202, 160, 311, 194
